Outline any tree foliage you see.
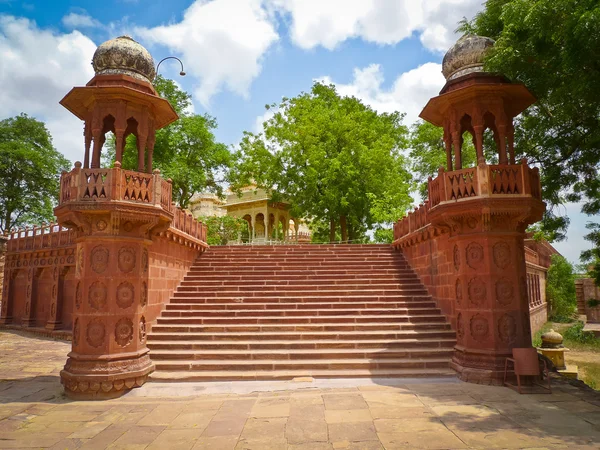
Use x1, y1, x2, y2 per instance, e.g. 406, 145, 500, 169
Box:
546, 254, 577, 322
229, 82, 413, 242
200, 215, 246, 246
103, 75, 232, 208
0, 114, 70, 232
462, 0, 600, 246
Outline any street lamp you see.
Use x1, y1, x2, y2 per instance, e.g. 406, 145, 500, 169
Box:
156, 56, 186, 77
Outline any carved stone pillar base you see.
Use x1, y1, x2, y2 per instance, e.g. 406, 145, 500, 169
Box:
45, 320, 63, 331
61, 351, 153, 399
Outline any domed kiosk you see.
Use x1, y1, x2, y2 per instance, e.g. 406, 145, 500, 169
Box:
60, 36, 177, 172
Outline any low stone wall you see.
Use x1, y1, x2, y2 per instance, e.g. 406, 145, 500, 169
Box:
146, 230, 205, 329
576, 278, 600, 323
529, 303, 549, 334
394, 226, 457, 328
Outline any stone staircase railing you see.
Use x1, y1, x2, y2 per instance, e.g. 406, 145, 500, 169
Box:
6, 224, 76, 253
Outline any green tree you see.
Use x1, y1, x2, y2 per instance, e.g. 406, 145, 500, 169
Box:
103, 75, 232, 208
229, 82, 413, 243
0, 114, 70, 232
546, 254, 577, 322
461, 0, 600, 246
200, 215, 246, 246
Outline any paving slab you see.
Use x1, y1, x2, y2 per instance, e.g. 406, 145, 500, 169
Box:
2, 330, 600, 450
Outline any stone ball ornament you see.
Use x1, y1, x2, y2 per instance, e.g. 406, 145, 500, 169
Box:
92, 35, 156, 83
442, 34, 495, 81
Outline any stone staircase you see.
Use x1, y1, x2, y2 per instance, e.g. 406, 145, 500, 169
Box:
148, 244, 456, 381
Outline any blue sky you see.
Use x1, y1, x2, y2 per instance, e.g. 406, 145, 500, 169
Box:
0, 0, 596, 263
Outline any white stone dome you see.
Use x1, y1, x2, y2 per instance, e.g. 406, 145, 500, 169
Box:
92, 36, 156, 83
442, 35, 495, 81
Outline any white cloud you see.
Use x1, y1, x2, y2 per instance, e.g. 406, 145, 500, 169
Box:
0, 16, 96, 163
267, 0, 481, 52
62, 12, 102, 29
318, 62, 445, 126
136, 0, 279, 107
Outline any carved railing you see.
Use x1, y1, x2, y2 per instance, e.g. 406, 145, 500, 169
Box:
171, 207, 207, 243
394, 160, 543, 242
6, 223, 76, 253
58, 162, 170, 209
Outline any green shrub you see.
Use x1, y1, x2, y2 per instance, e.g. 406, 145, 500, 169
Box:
563, 321, 598, 345
546, 254, 577, 321
200, 215, 247, 246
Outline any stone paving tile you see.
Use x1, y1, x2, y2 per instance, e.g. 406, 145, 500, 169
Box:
3, 330, 600, 450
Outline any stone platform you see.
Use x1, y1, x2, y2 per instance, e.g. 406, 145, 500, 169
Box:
2, 330, 600, 449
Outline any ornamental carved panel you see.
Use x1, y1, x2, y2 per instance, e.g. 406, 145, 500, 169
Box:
466, 242, 484, 270
73, 318, 80, 347
90, 245, 109, 274
86, 319, 106, 348
75, 281, 82, 310
96, 219, 108, 232
455, 278, 462, 305
470, 314, 489, 342
498, 314, 517, 343
50, 303, 56, 317
468, 277, 486, 306
140, 281, 148, 307
142, 248, 148, 273
139, 316, 147, 344
115, 317, 134, 347
493, 242, 511, 269
116, 282, 135, 309
453, 245, 460, 271
495, 278, 514, 307
76, 247, 84, 276
88, 281, 107, 310
118, 247, 136, 274
456, 312, 464, 341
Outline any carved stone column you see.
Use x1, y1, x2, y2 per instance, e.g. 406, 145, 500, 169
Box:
55, 197, 171, 399
46, 266, 65, 331
429, 185, 544, 384
21, 267, 38, 327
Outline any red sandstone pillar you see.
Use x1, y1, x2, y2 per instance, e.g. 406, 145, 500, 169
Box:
429, 190, 544, 384
45, 266, 64, 331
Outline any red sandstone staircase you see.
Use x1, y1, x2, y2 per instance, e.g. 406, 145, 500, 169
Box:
148, 244, 456, 381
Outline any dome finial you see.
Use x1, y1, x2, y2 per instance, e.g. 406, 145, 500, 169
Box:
442, 34, 495, 81
92, 36, 156, 83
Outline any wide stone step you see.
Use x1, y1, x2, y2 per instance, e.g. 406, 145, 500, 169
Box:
148, 329, 456, 341
173, 288, 430, 297
178, 282, 422, 290
151, 322, 451, 333
186, 268, 416, 276
165, 301, 438, 311
146, 338, 456, 350
148, 348, 454, 361
160, 308, 441, 317
153, 357, 451, 372
183, 274, 416, 282
156, 314, 447, 325
180, 278, 421, 286
169, 295, 434, 304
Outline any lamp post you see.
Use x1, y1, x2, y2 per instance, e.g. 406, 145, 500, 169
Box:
156, 56, 186, 77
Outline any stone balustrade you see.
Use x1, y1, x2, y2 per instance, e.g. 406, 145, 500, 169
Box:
6, 224, 76, 253
394, 160, 541, 243
59, 162, 172, 212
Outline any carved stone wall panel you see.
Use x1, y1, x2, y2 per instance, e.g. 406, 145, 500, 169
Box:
116, 282, 135, 309
455, 278, 462, 305
467, 277, 486, 306
139, 316, 146, 344
466, 242, 484, 269
90, 245, 109, 274
493, 241, 511, 269
86, 319, 106, 348
453, 244, 460, 271
495, 278, 514, 306
498, 313, 517, 343
470, 313, 489, 342
73, 318, 80, 347
118, 247, 136, 274
88, 281, 108, 310
115, 317, 134, 347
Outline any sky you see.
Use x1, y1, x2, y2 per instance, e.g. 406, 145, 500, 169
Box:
0, 0, 596, 264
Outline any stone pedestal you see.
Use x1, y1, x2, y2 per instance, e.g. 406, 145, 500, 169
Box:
55, 165, 172, 399
429, 171, 544, 384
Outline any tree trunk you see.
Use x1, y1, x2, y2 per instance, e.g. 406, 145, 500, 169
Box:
329, 218, 336, 243
340, 215, 348, 243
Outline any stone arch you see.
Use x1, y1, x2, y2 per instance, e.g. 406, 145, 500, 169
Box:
241, 214, 252, 243
255, 213, 265, 238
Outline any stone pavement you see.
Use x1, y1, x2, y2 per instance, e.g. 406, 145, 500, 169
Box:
1, 330, 600, 449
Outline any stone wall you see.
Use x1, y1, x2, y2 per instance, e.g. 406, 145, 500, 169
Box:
1, 226, 204, 335
395, 226, 457, 328
146, 231, 203, 329
576, 278, 600, 323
